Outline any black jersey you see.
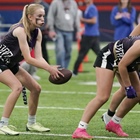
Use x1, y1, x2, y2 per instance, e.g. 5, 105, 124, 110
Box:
0, 24, 38, 67
94, 36, 140, 72
111, 36, 140, 68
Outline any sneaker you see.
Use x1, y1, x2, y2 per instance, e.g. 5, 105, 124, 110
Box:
72, 128, 93, 140
101, 112, 111, 125
72, 71, 78, 77
106, 120, 129, 137
26, 122, 50, 132
0, 125, 19, 136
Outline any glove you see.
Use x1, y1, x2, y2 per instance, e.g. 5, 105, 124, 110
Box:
125, 86, 137, 98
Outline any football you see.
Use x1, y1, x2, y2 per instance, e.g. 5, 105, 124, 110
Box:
49, 68, 72, 85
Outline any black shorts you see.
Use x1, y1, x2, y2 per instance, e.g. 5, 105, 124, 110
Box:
93, 43, 135, 72
0, 60, 19, 74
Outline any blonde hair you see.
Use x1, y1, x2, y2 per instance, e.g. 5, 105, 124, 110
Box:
10, 4, 44, 41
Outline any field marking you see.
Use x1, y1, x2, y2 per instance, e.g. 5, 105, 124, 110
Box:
0, 89, 140, 114
0, 89, 96, 95
20, 132, 140, 140
0, 88, 119, 95
0, 105, 139, 114
79, 81, 120, 87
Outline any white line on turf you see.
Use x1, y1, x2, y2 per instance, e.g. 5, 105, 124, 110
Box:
0, 89, 97, 95
20, 132, 140, 140
0, 88, 119, 95
0, 105, 139, 114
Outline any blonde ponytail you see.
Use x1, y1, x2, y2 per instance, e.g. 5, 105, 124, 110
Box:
10, 4, 44, 41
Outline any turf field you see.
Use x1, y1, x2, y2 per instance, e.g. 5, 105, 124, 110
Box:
0, 42, 140, 140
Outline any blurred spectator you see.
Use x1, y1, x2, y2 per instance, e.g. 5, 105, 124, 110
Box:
73, 0, 100, 76
47, 0, 80, 69
33, 0, 50, 63
110, 0, 136, 40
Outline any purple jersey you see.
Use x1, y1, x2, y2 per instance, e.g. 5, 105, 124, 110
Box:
94, 36, 140, 72
0, 24, 38, 67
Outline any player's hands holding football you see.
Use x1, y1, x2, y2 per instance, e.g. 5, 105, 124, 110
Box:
48, 65, 64, 80
48, 66, 72, 85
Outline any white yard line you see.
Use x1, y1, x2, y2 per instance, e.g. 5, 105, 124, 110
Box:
0, 88, 96, 95
0, 105, 139, 114
20, 132, 140, 140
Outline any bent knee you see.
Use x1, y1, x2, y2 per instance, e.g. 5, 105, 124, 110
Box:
12, 85, 23, 94
32, 84, 41, 94
96, 95, 109, 104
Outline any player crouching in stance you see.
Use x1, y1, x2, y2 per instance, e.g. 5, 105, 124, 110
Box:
0, 4, 63, 136
72, 36, 140, 139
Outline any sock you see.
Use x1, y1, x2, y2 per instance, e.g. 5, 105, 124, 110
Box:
104, 112, 112, 124
107, 109, 115, 117
112, 115, 122, 124
78, 121, 88, 129
28, 115, 36, 125
0, 117, 9, 127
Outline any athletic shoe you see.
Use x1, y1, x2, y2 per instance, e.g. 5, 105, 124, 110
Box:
106, 120, 129, 137
0, 125, 19, 136
26, 122, 50, 132
72, 72, 77, 77
72, 128, 93, 140
101, 112, 111, 125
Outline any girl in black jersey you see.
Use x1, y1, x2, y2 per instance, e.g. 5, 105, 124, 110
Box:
72, 35, 140, 139
101, 23, 140, 138
0, 4, 63, 136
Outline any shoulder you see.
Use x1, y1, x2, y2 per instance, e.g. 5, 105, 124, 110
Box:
13, 26, 26, 38
36, 28, 41, 35
131, 6, 136, 11
50, 0, 58, 5
112, 6, 118, 11
36, 28, 42, 37
89, 4, 98, 12
132, 6, 135, 8
71, 0, 77, 5
89, 4, 97, 10
91, 4, 97, 8
41, 1, 49, 8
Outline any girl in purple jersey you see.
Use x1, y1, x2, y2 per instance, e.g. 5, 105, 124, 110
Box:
72, 35, 140, 139
0, 4, 63, 136
101, 23, 140, 137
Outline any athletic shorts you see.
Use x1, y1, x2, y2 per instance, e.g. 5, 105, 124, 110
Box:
93, 43, 135, 72
0, 60, 19, 74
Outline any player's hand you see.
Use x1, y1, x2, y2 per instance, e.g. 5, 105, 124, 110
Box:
48, 65, 64, 80
125, 86, 137, 98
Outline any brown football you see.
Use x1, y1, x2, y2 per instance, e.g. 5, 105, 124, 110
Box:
49, 68, 72, 84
